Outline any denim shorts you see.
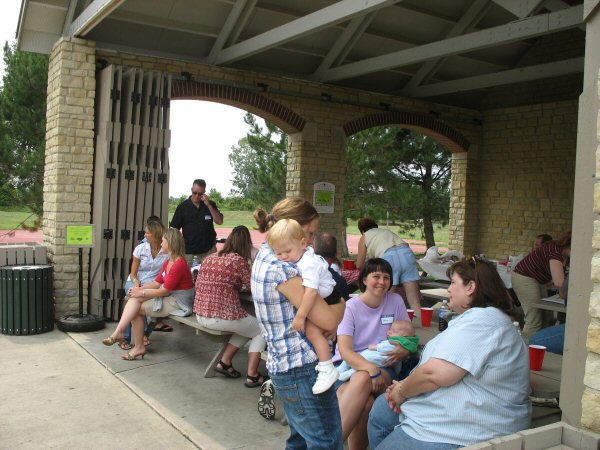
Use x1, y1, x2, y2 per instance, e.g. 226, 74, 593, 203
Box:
383, 245, 421, 285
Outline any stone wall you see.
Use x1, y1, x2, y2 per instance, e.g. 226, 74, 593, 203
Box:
584, 66, 600, 431
96, 48, 479, 253
43, 38, 96, 315
475, 100, 578, 258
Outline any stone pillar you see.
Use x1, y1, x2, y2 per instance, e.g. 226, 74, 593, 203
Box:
579, 4, 600, 431
287, 123, 347, 248
43, 38, 96, 316
448, 147, 478, 256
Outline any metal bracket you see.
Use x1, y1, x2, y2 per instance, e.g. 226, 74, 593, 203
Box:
142, 171, 152, 182
158, 173, 167, 183
124, 169, 135, 180
120, 229, 131, 240
103, 229, 113, 240
106, 168, 116, 179
137, 230, 145, 242
110, 88, 120, 101
101, 289, 111, 301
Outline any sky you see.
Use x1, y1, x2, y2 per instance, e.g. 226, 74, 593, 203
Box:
1, 0, 255, 198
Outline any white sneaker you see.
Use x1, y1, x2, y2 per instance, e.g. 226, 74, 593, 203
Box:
312, 364, 339, 395
257, 379, 276, 420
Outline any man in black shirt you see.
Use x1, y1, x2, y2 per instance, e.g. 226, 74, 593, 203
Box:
170, 179, 224, 265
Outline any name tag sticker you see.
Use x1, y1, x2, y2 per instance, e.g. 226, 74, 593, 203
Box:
162, 271, 166, 278
204, 215, 212, 220
381, 314, 394, 325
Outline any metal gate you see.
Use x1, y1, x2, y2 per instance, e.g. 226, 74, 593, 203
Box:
90, 65, 171, 320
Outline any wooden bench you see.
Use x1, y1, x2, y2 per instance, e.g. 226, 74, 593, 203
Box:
168, 314, 233, 378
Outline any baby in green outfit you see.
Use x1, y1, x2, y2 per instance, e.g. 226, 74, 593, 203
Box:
337, 320, 419, 381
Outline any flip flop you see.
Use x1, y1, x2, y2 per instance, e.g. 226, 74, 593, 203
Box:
153, 323, 173, 332
120, 341, 133, 350
143, 336, 152, 347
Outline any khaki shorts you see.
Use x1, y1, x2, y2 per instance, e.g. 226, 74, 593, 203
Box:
143, 296, 180, 318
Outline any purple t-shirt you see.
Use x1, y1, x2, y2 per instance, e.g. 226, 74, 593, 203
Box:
333, 292, 409, 363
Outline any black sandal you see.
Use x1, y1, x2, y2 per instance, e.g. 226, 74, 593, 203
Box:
245, 373, 269, 388
215, 360, 241, 378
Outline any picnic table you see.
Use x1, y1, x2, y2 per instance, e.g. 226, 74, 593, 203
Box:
418, 259, 513, 288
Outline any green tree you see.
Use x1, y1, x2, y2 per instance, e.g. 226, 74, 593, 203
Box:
208, 188, 224, 204
0, 43, 48, 226
346, 127, 451, 248
229, 113, 286, 211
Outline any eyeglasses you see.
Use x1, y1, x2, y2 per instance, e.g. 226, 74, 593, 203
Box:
191, 191, 202, 196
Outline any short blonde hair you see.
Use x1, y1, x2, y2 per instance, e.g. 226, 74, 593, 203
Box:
266, 219, 305, 248
163, 228, 186, 259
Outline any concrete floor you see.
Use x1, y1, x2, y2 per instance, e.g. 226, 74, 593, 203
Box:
0, 322, 288, 449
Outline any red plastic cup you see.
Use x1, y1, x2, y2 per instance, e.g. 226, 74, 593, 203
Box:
343, 260, 356, 270
421, 308, 433, 327
407, 309, 414, 321
529, 345, 547, 371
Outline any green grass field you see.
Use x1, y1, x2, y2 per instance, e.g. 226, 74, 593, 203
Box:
0, 208, 39, 229
1, 208, 448, 243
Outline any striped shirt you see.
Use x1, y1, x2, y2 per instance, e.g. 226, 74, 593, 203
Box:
251, 243, 318, 374
399, 307, 531, 446
129, 241, 169, 285
514, 243, 564, 284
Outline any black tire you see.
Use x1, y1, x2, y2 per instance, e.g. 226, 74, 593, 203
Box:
57, 314, 105, 333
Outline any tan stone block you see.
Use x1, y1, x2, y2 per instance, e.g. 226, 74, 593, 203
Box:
584, 352, 600, 390
590, 291, 600, 318
588, 319, 600, 354
592, 255, 600, 283
581, 388, 600, 431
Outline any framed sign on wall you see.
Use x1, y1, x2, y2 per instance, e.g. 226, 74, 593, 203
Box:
313, 182, 335, 214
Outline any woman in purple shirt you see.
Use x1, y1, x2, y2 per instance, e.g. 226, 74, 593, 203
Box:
334, 258, 412, 449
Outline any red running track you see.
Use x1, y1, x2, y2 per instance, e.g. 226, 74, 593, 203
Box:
1, 228, 444, 255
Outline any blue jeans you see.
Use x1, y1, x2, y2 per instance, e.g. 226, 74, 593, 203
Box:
270, 362, 343, 450
530, 324, 565, 354
368, 394, 459, 450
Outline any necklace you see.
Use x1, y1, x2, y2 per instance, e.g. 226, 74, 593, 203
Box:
150, 243, 160, 258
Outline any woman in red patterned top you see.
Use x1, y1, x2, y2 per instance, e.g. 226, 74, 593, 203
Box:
511, 231, 571, 340
102, 228, 194, 360
194, 225, 268, 388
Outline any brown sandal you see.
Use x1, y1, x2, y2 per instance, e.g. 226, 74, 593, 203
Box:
215, 360, 241, 378
245, 373, 269, 388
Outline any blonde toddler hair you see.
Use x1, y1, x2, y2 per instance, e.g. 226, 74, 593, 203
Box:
266, 219, 306, 249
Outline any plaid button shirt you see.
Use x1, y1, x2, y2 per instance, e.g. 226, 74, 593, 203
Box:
251, 243, 318, 374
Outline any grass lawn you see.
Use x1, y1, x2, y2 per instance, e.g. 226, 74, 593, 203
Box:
1, 208, 448, 243
0, 208, 39, 229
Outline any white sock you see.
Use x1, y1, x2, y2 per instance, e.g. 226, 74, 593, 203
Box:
318, 360, 333, 367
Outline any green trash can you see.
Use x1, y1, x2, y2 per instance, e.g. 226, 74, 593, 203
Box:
0, 265, 54, 335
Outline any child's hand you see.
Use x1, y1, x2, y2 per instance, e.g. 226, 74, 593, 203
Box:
292, 315, 306, 332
